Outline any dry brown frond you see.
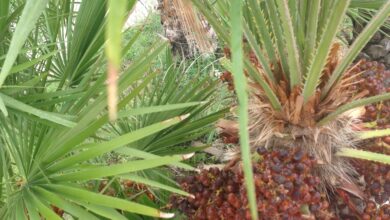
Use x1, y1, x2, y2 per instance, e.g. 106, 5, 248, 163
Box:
160, 0, 214, 56
247, 94, 361, 193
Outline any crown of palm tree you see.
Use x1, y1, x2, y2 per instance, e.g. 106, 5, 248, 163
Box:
191, 0, 390, 218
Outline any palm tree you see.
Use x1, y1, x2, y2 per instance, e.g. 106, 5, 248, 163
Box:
191, 0, 390, 218
0, 0, 223, 219
157, 0, 215, 58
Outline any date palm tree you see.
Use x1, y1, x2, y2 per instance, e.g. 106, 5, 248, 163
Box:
192, 0, 390, 218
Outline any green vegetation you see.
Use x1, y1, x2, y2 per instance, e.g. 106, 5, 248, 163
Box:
124, 13, 164, 62
0, 0, 389, 219
0, 1, 225, 219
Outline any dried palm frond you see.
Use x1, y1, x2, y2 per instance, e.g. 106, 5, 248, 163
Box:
171, 0, 214, 54
159, 0, 215, 57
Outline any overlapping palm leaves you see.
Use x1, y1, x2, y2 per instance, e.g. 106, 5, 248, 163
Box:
191, 0, 390, 218
0, 0, 223, 219
99, 52, 228, 213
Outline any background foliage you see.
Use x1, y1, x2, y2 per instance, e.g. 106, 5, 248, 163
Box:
0, 0, 227, 219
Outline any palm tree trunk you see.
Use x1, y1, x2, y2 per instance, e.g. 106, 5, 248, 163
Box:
157, 0, 215, 59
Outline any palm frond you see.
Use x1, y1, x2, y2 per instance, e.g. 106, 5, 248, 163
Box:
0, 1, 224, 218
337, 148, 390, 164
323, 0, 390, 97
230, 1, 258, 219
